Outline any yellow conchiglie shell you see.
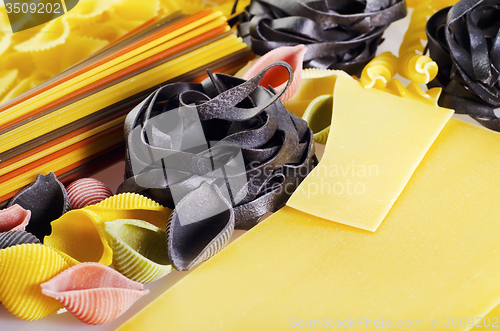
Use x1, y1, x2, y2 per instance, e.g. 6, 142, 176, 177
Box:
44, 209, 112, 265
45, 193, 171, 264
51, 247, 80, 267
0, 244, 72, 321
85, 193, 171, 231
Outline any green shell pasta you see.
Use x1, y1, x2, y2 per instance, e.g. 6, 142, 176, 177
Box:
105, 219, 172, 283
302, 94, 333, 144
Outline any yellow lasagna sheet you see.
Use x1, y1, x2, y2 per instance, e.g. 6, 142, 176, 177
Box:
118, 118, 500, 331
287, 76, 453, 231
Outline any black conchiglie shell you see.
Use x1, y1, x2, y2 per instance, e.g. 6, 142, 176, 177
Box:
0, 231, 41, 249
8, 173, 71, 241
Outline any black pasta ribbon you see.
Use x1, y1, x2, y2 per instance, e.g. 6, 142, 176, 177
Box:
230, 0, 407, 76
426, 0, 500, 130
117, 61, 316, 270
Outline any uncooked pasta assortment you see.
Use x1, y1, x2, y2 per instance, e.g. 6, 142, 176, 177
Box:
3, 0, 500, 329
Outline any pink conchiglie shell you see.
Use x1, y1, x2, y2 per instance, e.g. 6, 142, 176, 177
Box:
0, 204, 31, 232
40, 262, 149, 325
242, 44, 307, 102
66, 178, 113, 209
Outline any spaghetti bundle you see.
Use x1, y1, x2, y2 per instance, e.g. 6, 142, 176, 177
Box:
0, 8, 253, 206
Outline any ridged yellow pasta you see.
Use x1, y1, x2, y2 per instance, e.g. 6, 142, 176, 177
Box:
0, 244, 73, 321
360, 52, 398, 89
398, 2, 437, 84
44, 193, 171, 265
397, 0, 458, 84
382, 79, 442, 106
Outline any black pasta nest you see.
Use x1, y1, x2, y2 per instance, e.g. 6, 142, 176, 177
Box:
118, 62, 316, 270
230, 0, 407, 76
426, 0, 500, 130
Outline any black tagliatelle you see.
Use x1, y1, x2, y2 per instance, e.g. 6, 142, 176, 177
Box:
230, 0, 407, 76
117, 61, 316, 271
426, 0, 500, 130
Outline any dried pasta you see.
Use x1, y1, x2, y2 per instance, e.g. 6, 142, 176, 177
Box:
382, 79, 442, 106
397, 0, 458, 84
360, 52, 398, 89
0, 0, 180, 104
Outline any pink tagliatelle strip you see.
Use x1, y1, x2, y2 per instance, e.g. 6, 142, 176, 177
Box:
41, 262, 149, 325
0, 204, 31, 232
242, 44, 307, 102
